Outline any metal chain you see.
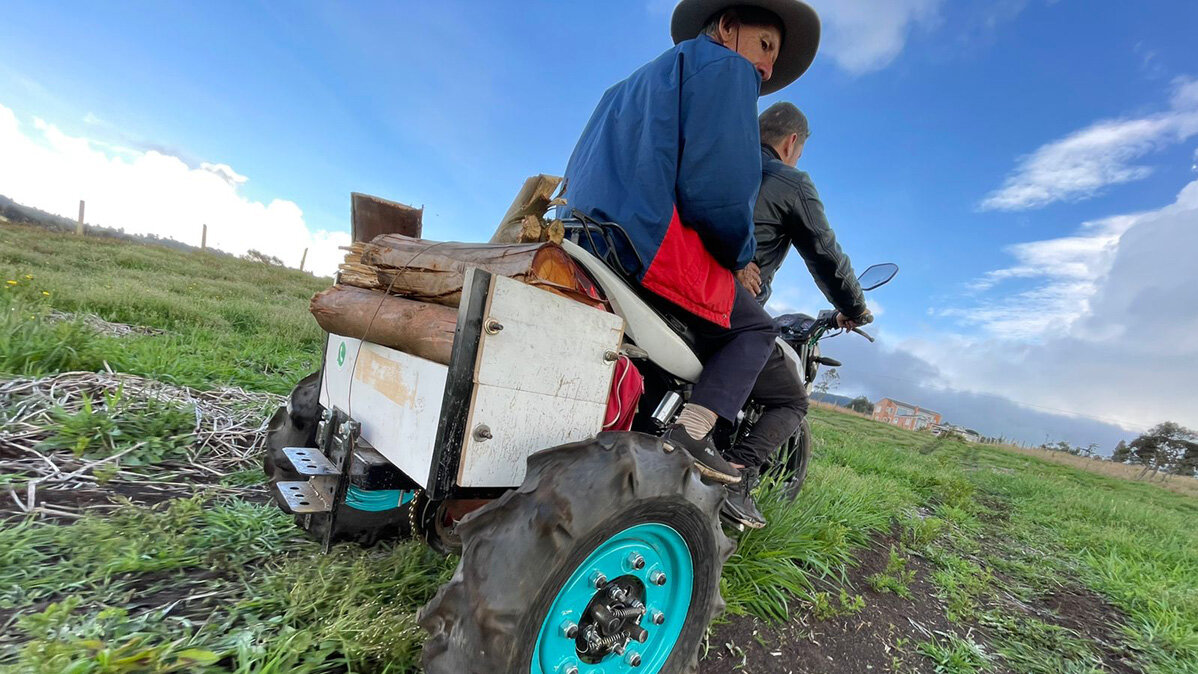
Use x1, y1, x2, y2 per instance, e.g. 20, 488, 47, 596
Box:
408, 489, 423, 539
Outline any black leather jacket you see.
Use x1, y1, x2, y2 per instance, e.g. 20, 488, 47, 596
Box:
752, 145, 868, 319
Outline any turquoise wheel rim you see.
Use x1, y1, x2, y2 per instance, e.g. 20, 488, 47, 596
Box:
531, 522, 694, 674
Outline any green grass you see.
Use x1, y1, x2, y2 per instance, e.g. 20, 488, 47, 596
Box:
2, 222, 1196, 672
1, 224, 328, 394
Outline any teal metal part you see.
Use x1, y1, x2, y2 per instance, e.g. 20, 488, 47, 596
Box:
344, 487, 414, 512
531, 523, 695, 674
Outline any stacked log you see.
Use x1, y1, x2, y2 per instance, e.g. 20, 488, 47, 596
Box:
311, 233, 606, 364
336, 242, 383, 290
310, 285, 455, 364
489, 174, 566, 245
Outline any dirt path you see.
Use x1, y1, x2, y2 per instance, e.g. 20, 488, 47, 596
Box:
701, 528, 1137, 673
703, 532, 961, 673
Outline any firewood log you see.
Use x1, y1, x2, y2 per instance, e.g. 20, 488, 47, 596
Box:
356, 235, 605, 310
309, 285, 455, 364
489, 174, 562, 244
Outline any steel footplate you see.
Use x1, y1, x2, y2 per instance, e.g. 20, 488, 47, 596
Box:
283, 447, 338, 476
275, 479, 335, 513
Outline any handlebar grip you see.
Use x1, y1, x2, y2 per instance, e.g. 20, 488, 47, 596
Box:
852, 327, 875, 342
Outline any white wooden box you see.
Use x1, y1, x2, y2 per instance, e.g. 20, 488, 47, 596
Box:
318, 271, 626, 492
457, 274, 626, 488
320, 335, 447, 487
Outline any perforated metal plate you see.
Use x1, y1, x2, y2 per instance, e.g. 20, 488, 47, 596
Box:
282, 447, 338, 476
275, 479, 335, 513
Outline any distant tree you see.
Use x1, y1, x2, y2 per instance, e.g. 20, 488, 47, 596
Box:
1042, 440, 1080, 456
1110, 440, 1131, 463
1130, 422, 1198, 480
848, 395, 874, 415
244, 249, 285, 266
814, 368, 840, 397
1177, 445, 1198, 478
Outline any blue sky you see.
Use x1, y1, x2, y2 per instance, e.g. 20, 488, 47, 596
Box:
3, 1, 1197, 449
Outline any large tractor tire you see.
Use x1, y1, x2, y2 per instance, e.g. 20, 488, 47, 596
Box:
419, 432, 734, 674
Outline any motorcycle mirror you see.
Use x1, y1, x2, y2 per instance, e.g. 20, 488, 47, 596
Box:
858, 263, 899, 291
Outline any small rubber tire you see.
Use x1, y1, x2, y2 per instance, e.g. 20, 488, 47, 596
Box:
263, 370, 323, 486
418, 431, 735, 674
778, 416, 812, 502
262, 370, 411, 546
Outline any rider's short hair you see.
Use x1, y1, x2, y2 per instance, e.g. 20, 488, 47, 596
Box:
702, 6, 785, 41
759, 101, 809, 146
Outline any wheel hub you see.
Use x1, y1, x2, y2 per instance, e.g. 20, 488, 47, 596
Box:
532, 522, 694, 674
576, 576, 648, 663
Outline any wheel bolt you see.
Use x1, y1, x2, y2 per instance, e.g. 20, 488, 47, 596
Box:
650, 570, 667, 586
626, 650, 642, 667
627, 552, 645, 570
651, 610, 665, 625
560, 620, 578, 639
591, 571, 608, 588
563, 665, 580, 674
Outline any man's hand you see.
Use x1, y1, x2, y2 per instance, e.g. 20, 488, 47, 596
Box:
735, 262, 762, 296
836, 308, 873, 330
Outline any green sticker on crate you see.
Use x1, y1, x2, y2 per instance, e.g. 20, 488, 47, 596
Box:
337, 341, 346, 367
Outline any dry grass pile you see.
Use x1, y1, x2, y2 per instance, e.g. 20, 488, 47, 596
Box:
0, 370, 282, 519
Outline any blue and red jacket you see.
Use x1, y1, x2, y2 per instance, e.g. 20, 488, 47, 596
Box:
562, 36, 762, 328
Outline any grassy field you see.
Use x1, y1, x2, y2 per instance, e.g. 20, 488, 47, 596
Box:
1, 222, 1196, 673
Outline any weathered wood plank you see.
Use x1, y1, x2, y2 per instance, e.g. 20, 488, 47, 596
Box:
351, 192, 423, 243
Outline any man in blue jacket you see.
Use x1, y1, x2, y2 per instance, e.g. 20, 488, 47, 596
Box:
562, 0, 821, 484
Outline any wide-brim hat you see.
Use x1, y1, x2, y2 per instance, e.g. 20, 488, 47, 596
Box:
671, 0, 820, 96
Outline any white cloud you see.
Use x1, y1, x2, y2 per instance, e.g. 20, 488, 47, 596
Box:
945, 214, 1134, 338
0, 103, 347, 276
817, 0, 942, 74
920, 178, 1198, 430
980, 78, 1198, 211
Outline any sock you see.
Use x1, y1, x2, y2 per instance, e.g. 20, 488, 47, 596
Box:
676, 403, 717, 440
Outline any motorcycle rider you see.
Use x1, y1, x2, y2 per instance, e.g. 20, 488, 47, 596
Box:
720, 101, 871, 528
561, 0, 821, 485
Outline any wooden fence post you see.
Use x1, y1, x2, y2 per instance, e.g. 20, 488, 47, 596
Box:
299, 247, 308, 272
76, 200, 85, 235
201, 224, 207, 251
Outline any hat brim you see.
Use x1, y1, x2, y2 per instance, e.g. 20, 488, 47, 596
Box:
671, 0, 820, 95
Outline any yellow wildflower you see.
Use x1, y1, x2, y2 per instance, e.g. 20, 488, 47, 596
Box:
5, 280, 16, 286
23, 274, 33, 280
42, 291, 51, 296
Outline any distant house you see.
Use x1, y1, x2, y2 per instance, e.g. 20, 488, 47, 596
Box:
873, 398, 942, 431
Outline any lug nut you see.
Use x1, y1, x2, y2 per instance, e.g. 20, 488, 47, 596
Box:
626, 650, 642, 667
591, 571, 608, 588
650, 570, 667, 586
627, 552, 646, 570
651, 610, 665, 625
563, 665, 580, 674
560, 620, 578, 639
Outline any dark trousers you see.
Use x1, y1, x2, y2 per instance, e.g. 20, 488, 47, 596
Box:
683, 285, 778, 422
725, 344, 809, 468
